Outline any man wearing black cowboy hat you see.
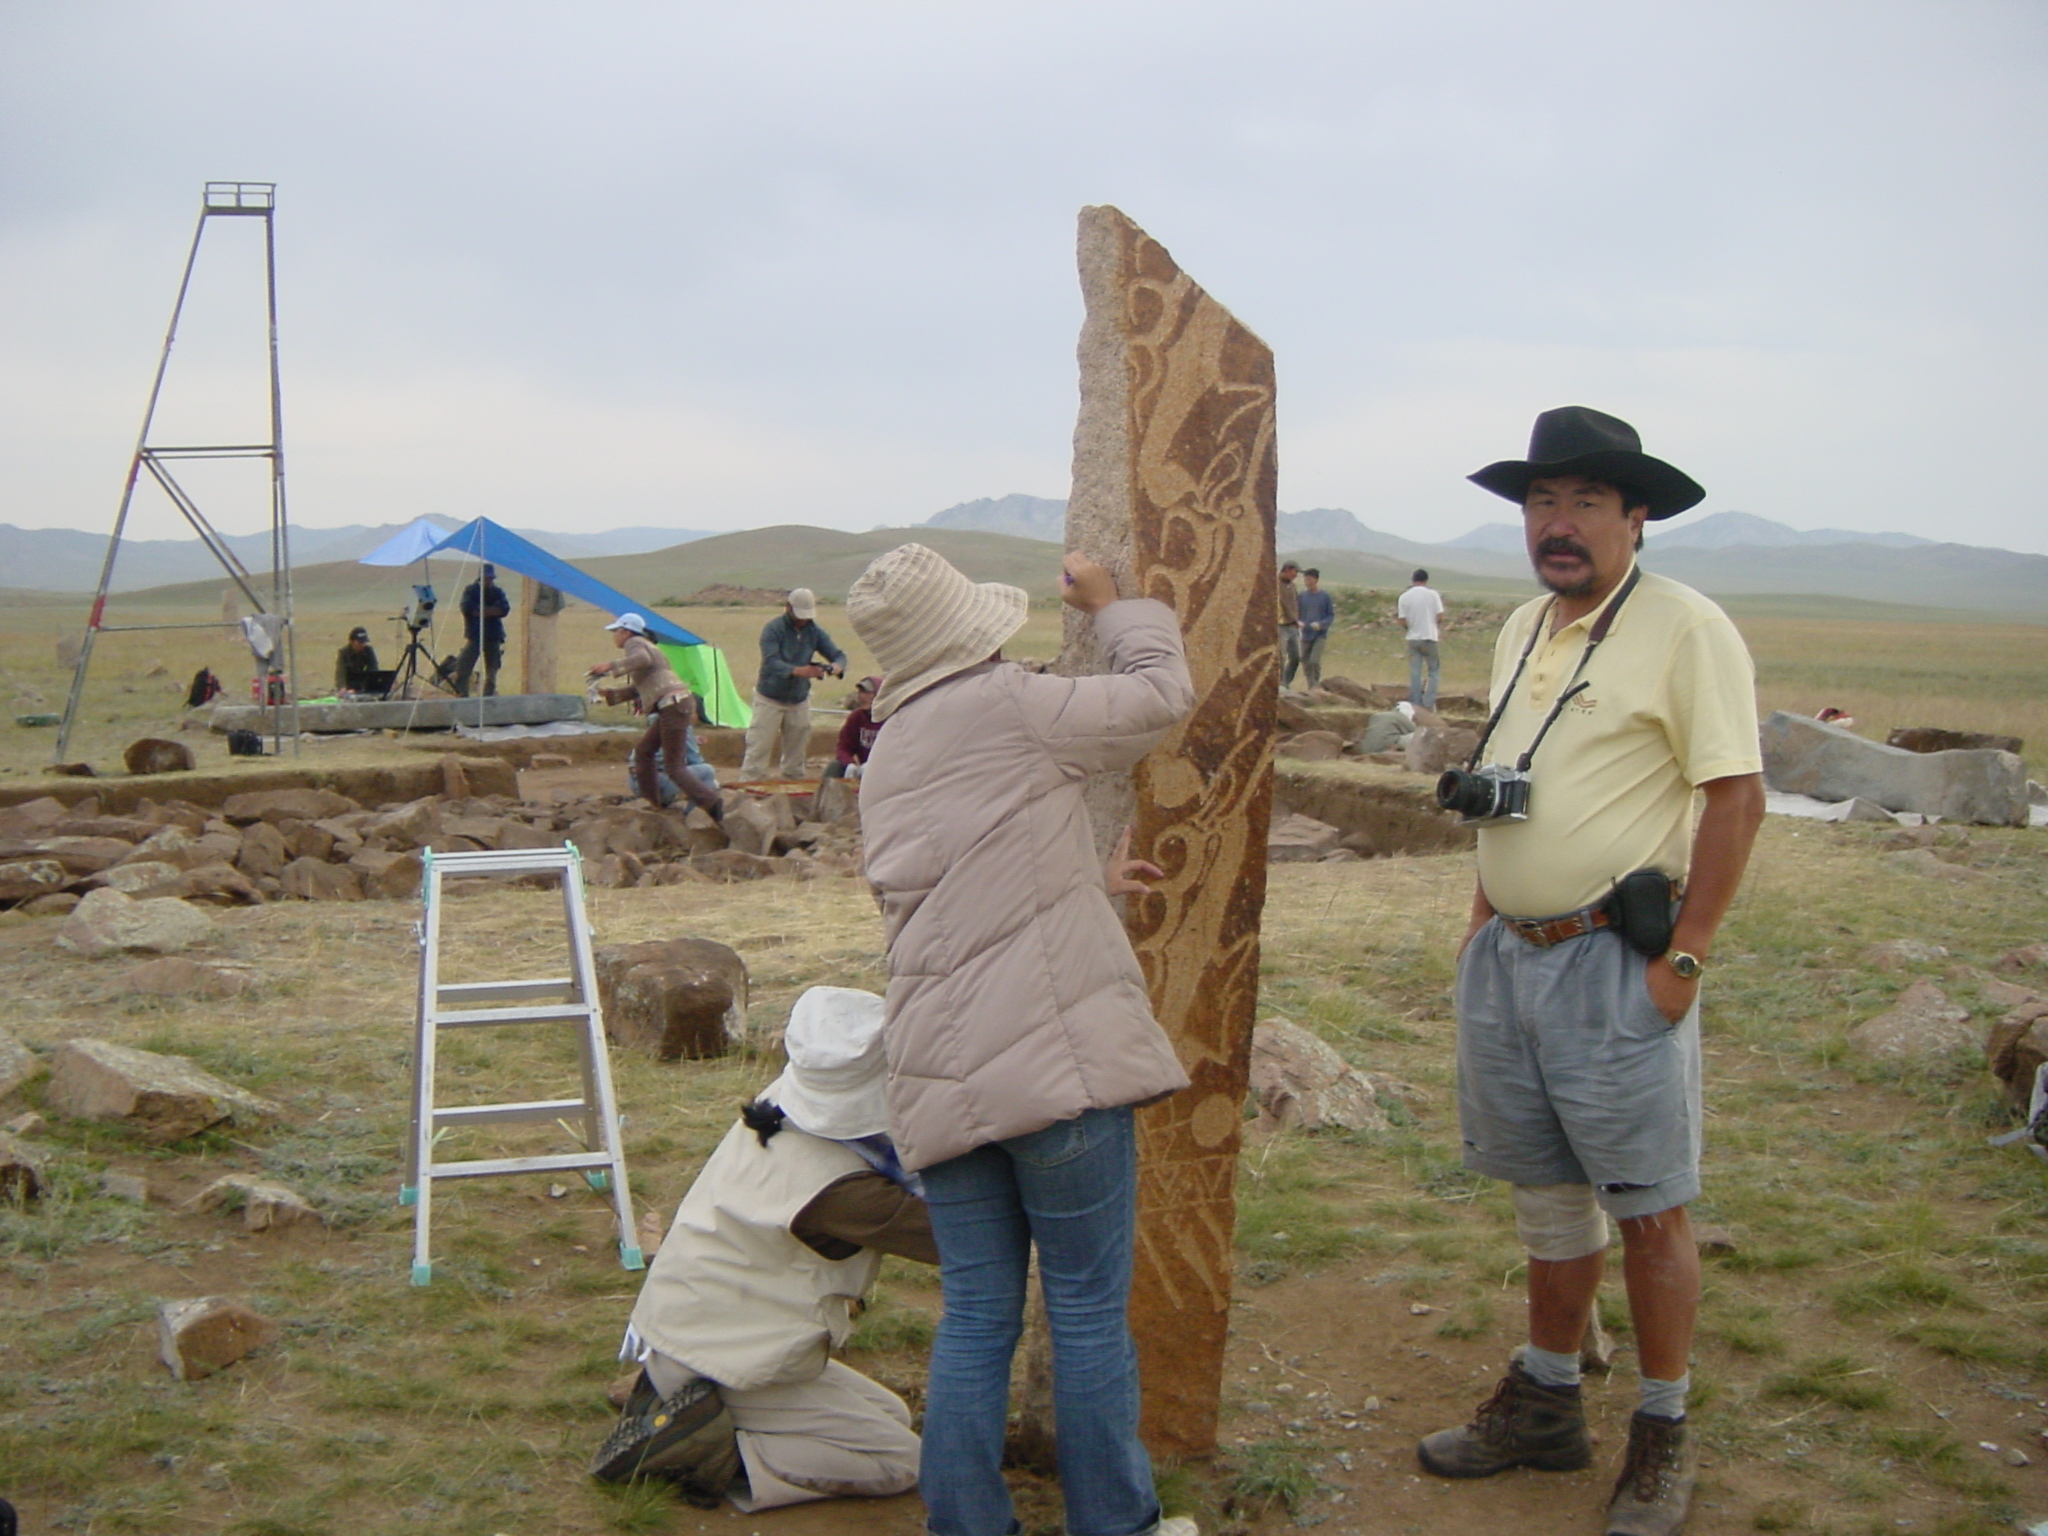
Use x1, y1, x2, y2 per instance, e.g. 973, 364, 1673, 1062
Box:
1416, 407, 1764, 1536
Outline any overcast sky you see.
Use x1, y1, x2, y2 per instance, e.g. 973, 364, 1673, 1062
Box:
3, 1, 2043, 556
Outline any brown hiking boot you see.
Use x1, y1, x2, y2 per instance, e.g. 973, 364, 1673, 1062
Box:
1416, 1360, 1592, 1478
1605, 1411, 1695, 1536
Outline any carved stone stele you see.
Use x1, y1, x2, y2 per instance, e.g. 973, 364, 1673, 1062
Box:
1059, 205, 1278, 1457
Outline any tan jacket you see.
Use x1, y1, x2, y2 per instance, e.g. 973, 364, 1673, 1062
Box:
860, 599, 1195, 1171
629, 1120, 881, 1390
601, 633, 691, 714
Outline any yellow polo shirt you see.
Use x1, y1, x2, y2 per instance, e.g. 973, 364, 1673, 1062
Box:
1474, 566, 1760, 918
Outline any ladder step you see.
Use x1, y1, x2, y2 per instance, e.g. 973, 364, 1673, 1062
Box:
432, 1098, 589, 1128
437, 978, 579, 1004
429, 1003, 596, 1028
430, 848, 579, 876
424, 1150, 617, 1181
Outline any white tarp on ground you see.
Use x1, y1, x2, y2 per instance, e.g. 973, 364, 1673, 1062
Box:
1766, 790, 2048, 828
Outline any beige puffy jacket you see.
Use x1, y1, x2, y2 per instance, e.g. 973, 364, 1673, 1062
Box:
860, 598, 1195, 1171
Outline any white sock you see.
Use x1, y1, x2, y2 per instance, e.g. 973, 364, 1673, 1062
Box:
1638, 1372, 1689, 1420
1520, 1344, 1583, 1388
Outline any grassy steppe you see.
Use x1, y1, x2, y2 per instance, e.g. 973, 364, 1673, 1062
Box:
4, 561, 2042, 781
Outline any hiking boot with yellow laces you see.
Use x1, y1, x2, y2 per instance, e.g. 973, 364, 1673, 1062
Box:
1416, 1359, 1593, 1478
1605, 1410, 1695, 1536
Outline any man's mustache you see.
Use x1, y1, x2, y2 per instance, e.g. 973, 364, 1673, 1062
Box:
1535, 537, 1591, 562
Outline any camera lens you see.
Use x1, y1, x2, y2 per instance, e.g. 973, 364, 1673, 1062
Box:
1436, 769, 1483, 816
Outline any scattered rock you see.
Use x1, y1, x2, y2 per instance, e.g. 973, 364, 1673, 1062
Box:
0, 858, 72, 904
55, 888, 217, 958
124, 738, 197, 775
1247, 1019, 1388, 1134
220, 788, 362, 825
117, 957, 251, 999
1996, 943, 2048, 973
595, 938, 750, 1059
1403, 723, 1480, 777
1847, 979, 1976, 1060
18, 891, 80, 915
1863, 939, 1950, 970
157, 1297, 281, 1380
529, 753, 571, 770
1695, 1225, 1739, 1257
48, 761, 97, 778
1268, 813, 1344, 864
185, 1175, 322, 1231
689, 849, 783, 882
0, 1028, 44, 1100
7, 1111, 48, 1136
1885, 725, 2024, 756
101, 1171, 150, 1203
1276, 730, 1346, 762
1885, 849, 1977, 883
92, 859, 185, 895
812, 777, 859, 826
279, 856, 365, 902
349, 849, 423, 901
46, 1038, 283, 1144
0, 1131, 47, 1202
1316, 676, 1391, 708
1986, 1001, 2048, 1111
720, 796, 782, 857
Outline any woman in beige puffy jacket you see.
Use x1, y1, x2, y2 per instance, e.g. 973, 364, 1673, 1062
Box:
849, 542, 1198, 1536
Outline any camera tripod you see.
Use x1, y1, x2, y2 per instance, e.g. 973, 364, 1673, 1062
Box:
387, 621, 456, 699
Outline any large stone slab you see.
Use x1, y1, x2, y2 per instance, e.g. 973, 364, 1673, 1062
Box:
1761, 711, 2027, 826
208, 693, 588, 734
1060, 205, 1276, 1457
46, 1038, 284, 1143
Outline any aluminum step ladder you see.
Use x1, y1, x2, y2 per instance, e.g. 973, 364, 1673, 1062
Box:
400, 844, 645, 1285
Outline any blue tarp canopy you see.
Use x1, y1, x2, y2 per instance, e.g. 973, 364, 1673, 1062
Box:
359, 517, 452, 567
420, 517, 704, 647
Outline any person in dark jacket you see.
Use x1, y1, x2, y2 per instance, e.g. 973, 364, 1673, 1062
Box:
453, 565, 510, 697
738, 588, 846, 780
334, 626, 383, 695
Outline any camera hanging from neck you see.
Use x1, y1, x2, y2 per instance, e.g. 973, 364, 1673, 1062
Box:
1463, 565, 1643, 776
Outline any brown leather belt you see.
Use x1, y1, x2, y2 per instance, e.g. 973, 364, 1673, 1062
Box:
1504, 908, 1612, 948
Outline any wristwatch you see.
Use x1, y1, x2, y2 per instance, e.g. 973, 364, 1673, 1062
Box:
1666, 950, 1704, 980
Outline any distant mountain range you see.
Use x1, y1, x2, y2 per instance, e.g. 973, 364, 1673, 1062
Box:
4, 498, 2040, 619
0, 517, 714, 594
915, 497, 2042, 617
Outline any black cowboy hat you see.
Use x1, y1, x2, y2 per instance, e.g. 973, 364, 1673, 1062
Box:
1468, 405, 1705, 520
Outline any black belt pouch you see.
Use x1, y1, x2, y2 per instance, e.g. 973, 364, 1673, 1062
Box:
1607, 869, 1675, 957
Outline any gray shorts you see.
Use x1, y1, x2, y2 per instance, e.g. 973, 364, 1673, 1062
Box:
1454, 916, 1701, 1220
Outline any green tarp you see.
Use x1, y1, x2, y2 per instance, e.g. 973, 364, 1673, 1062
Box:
660, 642, 750, 730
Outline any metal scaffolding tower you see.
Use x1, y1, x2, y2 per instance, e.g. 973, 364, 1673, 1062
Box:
56, 181, 298, 760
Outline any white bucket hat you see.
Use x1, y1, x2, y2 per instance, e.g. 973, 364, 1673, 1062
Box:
759, 987, 890, 1140
846, 543, 1029, 721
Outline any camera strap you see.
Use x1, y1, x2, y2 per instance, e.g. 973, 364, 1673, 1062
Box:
1464, 564, 1643, 773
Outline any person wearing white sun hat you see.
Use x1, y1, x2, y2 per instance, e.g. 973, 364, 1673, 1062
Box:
849, 541, 1201, 1536
595, 986, 938, 1510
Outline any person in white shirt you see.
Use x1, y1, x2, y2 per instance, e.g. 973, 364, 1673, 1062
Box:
1396, 568, 1445, 711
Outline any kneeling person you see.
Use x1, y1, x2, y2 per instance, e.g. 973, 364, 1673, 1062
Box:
594, 987, 936, 1510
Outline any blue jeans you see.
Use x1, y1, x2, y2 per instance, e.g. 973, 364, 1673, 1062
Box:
918, 1105, 1160, 1536
1406, 639, 1439, 711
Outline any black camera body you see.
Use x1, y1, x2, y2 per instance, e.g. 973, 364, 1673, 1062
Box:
1436, 764, 1531, 824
